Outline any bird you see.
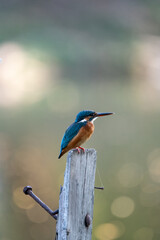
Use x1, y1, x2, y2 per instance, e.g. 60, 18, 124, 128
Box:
58, 110, 114, 159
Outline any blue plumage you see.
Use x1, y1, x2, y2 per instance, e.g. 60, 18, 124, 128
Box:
58, 110, 113, 158
58, 121, 87, 158
75, 110, 95, 122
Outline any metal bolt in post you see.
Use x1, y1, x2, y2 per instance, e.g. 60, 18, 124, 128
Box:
23, 186, 58, 220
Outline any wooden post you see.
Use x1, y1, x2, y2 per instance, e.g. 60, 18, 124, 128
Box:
56, 148, 97, 240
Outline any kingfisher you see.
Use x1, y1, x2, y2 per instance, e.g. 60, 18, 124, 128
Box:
58, 110, 114, 159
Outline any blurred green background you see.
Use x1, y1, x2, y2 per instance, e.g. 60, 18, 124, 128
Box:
0, 0, 160, 239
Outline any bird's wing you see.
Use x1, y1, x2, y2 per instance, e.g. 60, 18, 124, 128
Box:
60, 121, 86, 151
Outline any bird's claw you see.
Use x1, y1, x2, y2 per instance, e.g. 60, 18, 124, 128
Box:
78, 146, 85, 153
75, 147, 85, 154
76, 147, 81, 153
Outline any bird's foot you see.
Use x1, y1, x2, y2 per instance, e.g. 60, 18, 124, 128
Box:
78, 146, 85, 153
75, 147, 80, 153
75, 147, 85, 154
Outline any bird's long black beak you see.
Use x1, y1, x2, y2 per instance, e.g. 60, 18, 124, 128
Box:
96, 112, 114, 117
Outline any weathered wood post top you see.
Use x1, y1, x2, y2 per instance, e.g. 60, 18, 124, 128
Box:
56, 148, 97, 240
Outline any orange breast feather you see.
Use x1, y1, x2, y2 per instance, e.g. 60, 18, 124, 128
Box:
61, 121, 94, 156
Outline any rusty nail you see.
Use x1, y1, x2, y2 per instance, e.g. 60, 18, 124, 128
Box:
23, 186, 58, 220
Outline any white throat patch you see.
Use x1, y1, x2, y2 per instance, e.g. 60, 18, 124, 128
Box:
79, 119, 87, 123
79, 117, 98, 123
91, 117, 98, 123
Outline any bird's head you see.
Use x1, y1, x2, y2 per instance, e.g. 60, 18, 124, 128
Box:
75, 110, 114, 123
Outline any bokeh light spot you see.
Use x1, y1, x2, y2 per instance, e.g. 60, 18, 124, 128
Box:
94, 221, 125, 240
0, 42, 56, 107
13, 187, 34, 209
111, 196, 135, 218
134, 227, 154, 240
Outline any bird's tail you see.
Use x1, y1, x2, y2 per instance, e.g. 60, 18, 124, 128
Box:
58, 152, 62, 159
58, 149, 64, 159
58, 148, 67, 159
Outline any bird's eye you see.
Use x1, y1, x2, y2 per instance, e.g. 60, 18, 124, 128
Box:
88, 112, 96, 118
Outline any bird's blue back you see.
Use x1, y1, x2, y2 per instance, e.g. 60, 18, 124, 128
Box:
59, 121, 87, 154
